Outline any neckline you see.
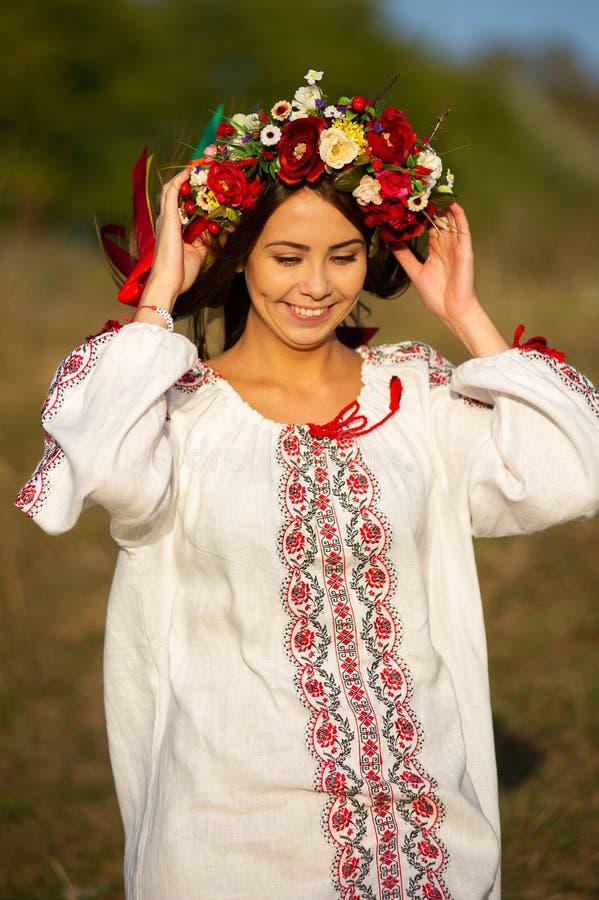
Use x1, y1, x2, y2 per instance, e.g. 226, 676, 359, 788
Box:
199, 345, 372, 429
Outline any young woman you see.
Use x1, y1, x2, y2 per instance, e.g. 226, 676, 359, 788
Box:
16, 72, 599, 900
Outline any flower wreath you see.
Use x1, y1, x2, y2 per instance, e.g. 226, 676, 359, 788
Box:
100, 68, 456, 308
180, 68, 455, 248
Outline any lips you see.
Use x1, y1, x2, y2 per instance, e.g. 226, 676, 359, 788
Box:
286, 303, 334, 320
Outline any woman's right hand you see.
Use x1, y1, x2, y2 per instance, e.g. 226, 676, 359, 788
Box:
142, 169, 210, 311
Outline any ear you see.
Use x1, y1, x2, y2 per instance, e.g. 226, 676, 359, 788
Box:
235, 261, 245, 274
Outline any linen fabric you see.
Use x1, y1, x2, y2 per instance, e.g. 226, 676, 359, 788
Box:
17, 322, 599, 900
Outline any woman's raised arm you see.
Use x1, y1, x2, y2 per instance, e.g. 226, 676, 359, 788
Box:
392, 203, 508, 358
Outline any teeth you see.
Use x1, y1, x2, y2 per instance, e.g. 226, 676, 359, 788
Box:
290, 304, 330, 318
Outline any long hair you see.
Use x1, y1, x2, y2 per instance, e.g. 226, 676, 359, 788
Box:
173, 178, 421, 356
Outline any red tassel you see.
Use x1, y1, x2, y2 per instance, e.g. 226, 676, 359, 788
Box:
512, 324, 566, 362
307, 377, 402, 439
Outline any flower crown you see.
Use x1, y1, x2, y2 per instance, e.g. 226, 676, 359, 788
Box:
100, 69, 456, 308
179, 68, 456, 252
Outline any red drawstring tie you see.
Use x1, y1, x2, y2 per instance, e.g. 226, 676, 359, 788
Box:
308, 376, 403, 439
512, 324, 565, 362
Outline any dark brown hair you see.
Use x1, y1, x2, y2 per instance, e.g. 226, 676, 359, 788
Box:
173, 178, 421, 356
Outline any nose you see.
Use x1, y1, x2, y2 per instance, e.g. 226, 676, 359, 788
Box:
298, 263, 332, 302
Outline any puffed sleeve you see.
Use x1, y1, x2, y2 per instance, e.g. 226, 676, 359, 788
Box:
432, 343, 599, 537
15, 321, 199, 544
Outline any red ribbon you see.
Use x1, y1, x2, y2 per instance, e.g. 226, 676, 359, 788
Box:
512, 324, 565, 362
308, 376, 402, 439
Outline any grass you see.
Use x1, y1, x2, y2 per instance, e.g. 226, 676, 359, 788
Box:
1, 229, 598, 898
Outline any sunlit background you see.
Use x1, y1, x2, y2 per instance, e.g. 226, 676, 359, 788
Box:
2, 1, 598, 897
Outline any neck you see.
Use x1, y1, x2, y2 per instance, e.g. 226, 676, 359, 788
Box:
229, 308, 354, 386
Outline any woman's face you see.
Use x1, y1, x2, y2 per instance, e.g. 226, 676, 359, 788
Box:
241, 189, 367, 350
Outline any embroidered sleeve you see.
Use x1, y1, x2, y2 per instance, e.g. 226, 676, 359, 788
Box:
437, 340, 599, 537
15, 322, 198, 544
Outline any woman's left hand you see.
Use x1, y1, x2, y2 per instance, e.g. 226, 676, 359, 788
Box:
392, 203, 508, 357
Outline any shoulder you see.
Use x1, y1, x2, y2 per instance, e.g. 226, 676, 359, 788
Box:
359, 342, 454, 389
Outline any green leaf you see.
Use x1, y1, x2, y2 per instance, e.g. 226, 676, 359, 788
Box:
368, 228, 380, 258
430, 186, 456, 208
334, 166, 368, 192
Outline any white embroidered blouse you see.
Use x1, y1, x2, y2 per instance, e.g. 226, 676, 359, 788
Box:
16, 322, 599, 900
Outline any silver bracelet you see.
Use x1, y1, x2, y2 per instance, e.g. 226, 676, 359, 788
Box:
137, 305, 175, 331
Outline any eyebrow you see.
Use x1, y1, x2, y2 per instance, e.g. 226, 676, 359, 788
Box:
264, 239, 365, 251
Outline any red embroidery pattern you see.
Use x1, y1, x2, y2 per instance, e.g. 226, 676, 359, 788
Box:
15, 432, 64, 517
358, 343, 453, 390
15, 328, 120, 518
41, 329, 119, 423
173, 361, 220, 393
358, 343, 494, 410
514, 351, 599, 420
278, 427, 451, 900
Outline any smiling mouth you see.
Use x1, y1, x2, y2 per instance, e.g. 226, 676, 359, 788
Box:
287, 303, 334, 319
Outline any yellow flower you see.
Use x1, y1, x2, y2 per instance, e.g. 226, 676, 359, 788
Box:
332, 116, 367, 150
195, 187, 220, 212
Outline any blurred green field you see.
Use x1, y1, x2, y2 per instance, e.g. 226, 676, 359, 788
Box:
1, 223, 597, 898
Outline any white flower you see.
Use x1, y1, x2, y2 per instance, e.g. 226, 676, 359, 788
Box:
304, 69, 323, 85
260, 124, 282, 146
324, 105, 342, 119
417, 147, 443, 192
245, 113, 262, 132
190, 167, 208, 187
293, 85, 322, 113
178, 207, 190, 226
231, 112, 262, 134
319, 127, 360, 169
446, 168, 454, 189
352, 175, 383, 207
289, 109, 310, 121
407, 192, 429, 212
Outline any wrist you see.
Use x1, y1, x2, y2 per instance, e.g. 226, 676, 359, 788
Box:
442, 301, 509, 358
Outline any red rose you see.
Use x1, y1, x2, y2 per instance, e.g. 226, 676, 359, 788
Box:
291, 581, 310, 603
216, 122, 235, 138
395, 716, 415, 741
381, 667, 403, 692
412, 796, 435, 819
359, 521, 382, 545
376, 169, 411, 201
331, 806, 352, 831
277, 117, 326, 185
367, 107, 416, 164
325, 770, 347, 793
347, 473, 368, 495
367, 570, 387, 590
316, 721, 338, 748
207, 161, 256, 209
306, 677, 324, 697
417, 839, 439, 859
341, 856, 359, 879
294, 627, 315, 652
364, 200, 426, 246
285, 530, 305, 553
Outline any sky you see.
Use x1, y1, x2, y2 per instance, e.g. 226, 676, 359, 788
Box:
381, 0, 599, 78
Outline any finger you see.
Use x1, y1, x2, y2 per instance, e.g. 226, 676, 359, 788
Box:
391, 243, 423, 282
160, 168, 191, 214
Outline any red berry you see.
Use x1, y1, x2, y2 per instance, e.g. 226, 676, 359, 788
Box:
351, 96, 367, 112
179, 181, 191, 197
183, 199, 196, 214
207, 222, 221, 235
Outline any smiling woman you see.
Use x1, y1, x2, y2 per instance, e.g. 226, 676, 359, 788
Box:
15, 70, 599, 900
